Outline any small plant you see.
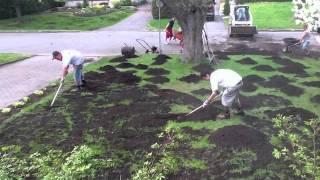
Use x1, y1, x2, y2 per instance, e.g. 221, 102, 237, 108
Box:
13, 101, 25, 108
1, 108, 11, 113
225, 148, 257, 175
132, 130, 182, 180
272, 115, 320, 179
34, 90, 44, 96
22, 97, 30, 103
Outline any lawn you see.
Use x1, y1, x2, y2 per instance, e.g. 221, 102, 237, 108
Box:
248, 2, 302, 29
0, 7, 135, 31
0, 51, 319, 178
0, 53, 30, 65
148, 18, 180, 31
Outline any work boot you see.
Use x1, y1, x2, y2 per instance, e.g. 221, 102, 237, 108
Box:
77, 85, 82, 91
235, 108, 245, 116
81, 80, 87, 87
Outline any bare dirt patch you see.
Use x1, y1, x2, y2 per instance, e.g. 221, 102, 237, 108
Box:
192, 64, 214, 73
237, 57, 257, 65
152, 54, 170, 65
179, 74, 201, 83
252, 65, 275, 71
145, 68, 170, 76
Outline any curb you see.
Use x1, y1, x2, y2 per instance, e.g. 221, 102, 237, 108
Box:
0, 30, 81, 33
258, 29, 303, 32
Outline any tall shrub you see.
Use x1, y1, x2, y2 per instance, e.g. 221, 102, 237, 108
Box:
151, 0, 172, 19
223, 0, 230, 16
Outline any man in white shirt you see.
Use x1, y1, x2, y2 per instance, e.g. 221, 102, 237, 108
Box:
201, 69, 244, 119
52, 50, 86, 90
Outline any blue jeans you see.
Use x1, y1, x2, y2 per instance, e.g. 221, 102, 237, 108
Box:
300, 40, 310, 50
73, 64, 84, 86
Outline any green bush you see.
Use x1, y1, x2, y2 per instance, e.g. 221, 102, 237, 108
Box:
0, 145, 118, 179
110, 0, 121, 8
223, 0, 230, 16
151, 0, 172, 19
120, 0, 132, 6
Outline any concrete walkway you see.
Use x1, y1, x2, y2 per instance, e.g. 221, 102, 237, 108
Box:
0, 56, 60, 108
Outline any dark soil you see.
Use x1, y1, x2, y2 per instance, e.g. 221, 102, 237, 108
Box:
243, 75, 265, 83
152, 54, 171, 65
135, 64, 148, 70
279, 84, 304, 96
258, 75, 291, 88
241, 75, 265, 92
240, 94, 291, 110
109, 56, 127, 63
192, 64, 214, 73
302, 81, 320, 88
145, 68, 170, 76
265, 107, 318, 121
237, 57, 257, 65
178, 74, 201, 83
257, 75, 304, 96
145, 76, 170, 84
191, 88, 211, 96
252, 65, 275, 71
116, 62, 135, 69
209, 125, 273, 166
311, 95, 320, 104
242, 83, 258, 92
267, 56, 307, 75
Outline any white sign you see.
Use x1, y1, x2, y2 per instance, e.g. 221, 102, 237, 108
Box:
156, 0, 163, 8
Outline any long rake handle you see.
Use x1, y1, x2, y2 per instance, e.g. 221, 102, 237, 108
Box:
50, 82, 63, 107
185, 94, 222, 117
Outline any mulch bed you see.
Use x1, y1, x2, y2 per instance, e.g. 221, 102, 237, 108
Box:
145, 76, 170, 84
209, 125, 273, 166
311, 95, 320, 104
242, 83, 258, 92
243, 75, 265, 83
116, 62, 135, 69
145, 68, 170, 76
264, 107, 318, 121
236, 57, 257, 65
152, 54, 171, 65
135, 64, 148, 70
252, 65, 275, 71
192, 64, 214, 73
191, 88, 211, 96
240, 94, 291, 110
302, 81, 320, 88
266, 56, 307, 75
178, 74, 201, 83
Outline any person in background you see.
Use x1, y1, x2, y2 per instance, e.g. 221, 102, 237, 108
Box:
165, 17, 175, 44
52, 50, 86, 90
299, 24, 312, 55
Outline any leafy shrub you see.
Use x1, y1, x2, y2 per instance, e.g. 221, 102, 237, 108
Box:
0, 145, 118, 179
272, 115, 320, 179
223, 0, 230, 16
120, 0, 132, 6
151, 0, 172, 19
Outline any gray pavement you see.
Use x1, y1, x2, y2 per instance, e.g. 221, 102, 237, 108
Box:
0, 56, 60, 108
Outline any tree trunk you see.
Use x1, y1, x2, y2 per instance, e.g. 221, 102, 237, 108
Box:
180, 10, 205, 62
14, 5, 22, 22
160, 0, 207, 63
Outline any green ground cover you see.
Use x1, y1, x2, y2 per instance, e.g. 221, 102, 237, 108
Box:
248, 2, 302, 29
0, 7, 134, 31
0, 53, 30, 65
0, 53, 319, 179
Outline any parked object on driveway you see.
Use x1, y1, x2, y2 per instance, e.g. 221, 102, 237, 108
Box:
136, 39, 159, 54
228, 4, 257, 37
121, 43, 136, 57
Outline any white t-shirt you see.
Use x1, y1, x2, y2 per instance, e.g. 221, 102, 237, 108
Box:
61, 50, 84, 68
210, 69, 242, 92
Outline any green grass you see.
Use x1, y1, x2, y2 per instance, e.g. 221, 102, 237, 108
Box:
0, 7, 135, 31
0, 53, 30, 65
248, 2, 302, 30
148, 18, 180, 31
